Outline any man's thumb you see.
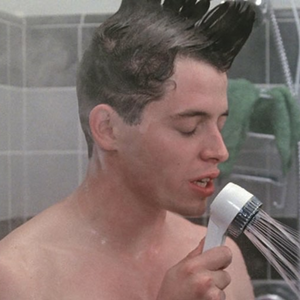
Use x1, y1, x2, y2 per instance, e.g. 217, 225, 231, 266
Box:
186, 238, 205, 258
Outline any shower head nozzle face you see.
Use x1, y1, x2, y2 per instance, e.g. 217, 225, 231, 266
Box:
228, 196, 262, 237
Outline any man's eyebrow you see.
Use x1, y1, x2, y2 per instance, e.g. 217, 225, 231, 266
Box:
171, 110, 208, 119
171, 109, 229, 119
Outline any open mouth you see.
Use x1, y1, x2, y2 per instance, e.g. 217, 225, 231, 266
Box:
193, 178, 211, 188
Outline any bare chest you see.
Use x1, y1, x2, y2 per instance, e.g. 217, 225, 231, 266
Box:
29, 250, 169, 300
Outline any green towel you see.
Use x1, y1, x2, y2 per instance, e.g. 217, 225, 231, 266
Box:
220, 80, 300, 177
219, 79, 260, 176
249, 86, 300, 175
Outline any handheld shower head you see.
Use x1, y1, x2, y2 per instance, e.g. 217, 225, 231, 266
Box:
203, 182, 262, 252
203, 182, 300, 296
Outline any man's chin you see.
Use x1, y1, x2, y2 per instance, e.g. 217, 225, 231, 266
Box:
182, 206, 207, 220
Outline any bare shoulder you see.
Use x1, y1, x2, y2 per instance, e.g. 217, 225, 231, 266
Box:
0, 201, 73, 299
0, 230, 35, 298
0, 225, 63, 300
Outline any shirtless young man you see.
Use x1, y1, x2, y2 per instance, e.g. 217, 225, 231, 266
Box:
0, 1, 256, 299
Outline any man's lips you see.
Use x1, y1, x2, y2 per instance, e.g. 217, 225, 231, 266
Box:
189, 179, 215, 197
192, 177, 211, 188
190, 171, 220, 185
189, 172, 220, 197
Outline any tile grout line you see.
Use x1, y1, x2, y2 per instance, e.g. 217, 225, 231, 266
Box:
7, 20, 12, 228
77, 15, 84, 184
22, 22, 29, 221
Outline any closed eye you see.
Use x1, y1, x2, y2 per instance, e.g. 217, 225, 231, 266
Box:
218, 115, 228, 131
179, 128, 197, 136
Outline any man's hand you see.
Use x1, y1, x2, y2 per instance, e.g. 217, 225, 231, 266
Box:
157, 239, 232, 300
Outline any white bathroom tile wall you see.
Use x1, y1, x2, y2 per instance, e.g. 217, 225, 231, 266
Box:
81, 26, 97, 55
9, 88, 24, 151
0, 22, 8, 85
25, 154, 78, 216
26, 15, 81, 26
26, 26, 78, 87
25, 88, 79, 151
10, 155, 26, 219
9, 25, 23, 87
0, 156, 10, 221
0, 87, 9, 151
83, 14, 110, 24
0, 12, 24, 87
0, 87, 24, 153
0, 11, 103, 234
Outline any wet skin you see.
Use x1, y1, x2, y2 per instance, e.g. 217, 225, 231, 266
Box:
0, 57, 254, 300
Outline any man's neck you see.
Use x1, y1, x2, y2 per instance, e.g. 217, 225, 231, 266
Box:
71, 170, 170, 256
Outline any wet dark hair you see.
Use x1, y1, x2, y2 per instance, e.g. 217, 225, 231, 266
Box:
77, 0, 256, 158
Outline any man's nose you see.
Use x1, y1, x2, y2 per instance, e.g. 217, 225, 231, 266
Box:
200, 129, 229, 163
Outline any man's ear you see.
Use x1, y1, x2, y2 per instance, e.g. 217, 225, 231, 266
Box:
89, 104, 118, 151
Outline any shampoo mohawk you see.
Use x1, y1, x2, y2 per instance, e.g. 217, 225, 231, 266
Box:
116, 0, 256, 70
